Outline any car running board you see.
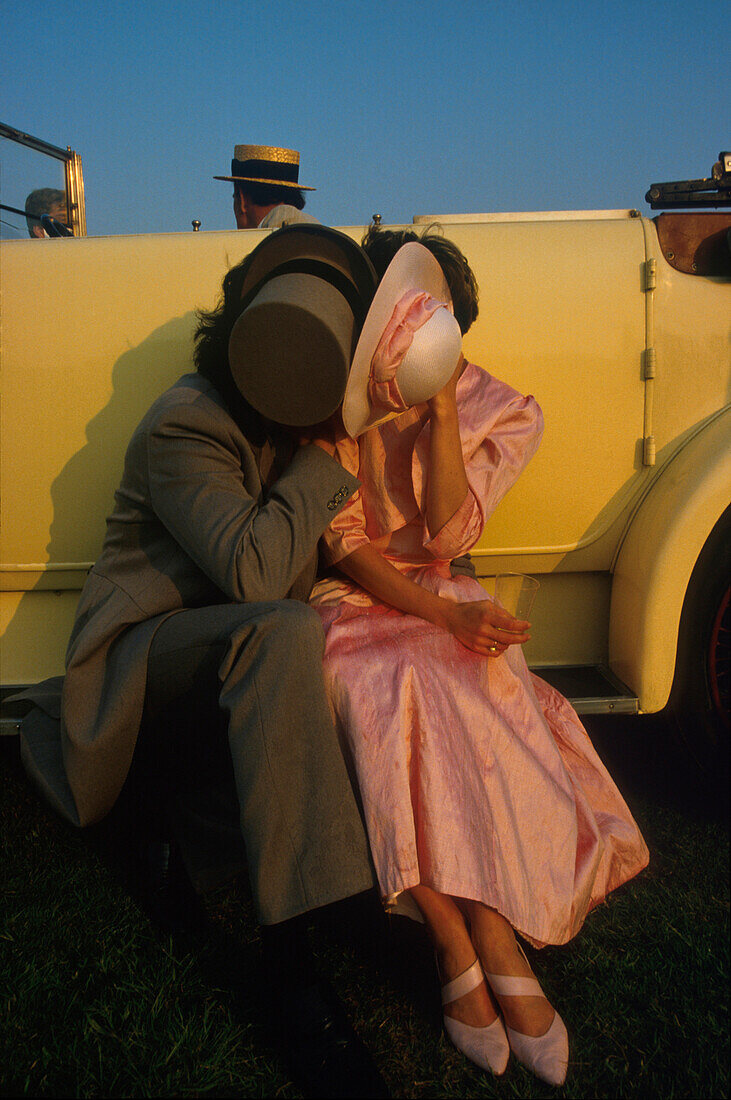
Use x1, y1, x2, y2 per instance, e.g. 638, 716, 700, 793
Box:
530, 665, 639, 714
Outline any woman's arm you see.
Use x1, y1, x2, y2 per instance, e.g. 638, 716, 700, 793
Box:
337, 543, 530, 657
424, 354, 470, 536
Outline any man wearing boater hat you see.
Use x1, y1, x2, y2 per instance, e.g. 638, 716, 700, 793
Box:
15, 224, 390, 1098
215, 143, 320, 229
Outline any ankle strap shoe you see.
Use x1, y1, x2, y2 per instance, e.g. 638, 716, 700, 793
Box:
484, 967, 568, 1086
441, 958, 509, 1076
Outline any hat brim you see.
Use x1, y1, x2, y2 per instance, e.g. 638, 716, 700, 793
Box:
213, 174, 315, 190
342, 242, 453, 438
237, 224, 376, 317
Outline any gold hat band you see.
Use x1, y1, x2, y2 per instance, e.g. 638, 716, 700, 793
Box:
233, 144, 300, 165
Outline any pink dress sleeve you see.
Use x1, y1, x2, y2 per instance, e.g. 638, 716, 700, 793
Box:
413, 363, 544, 559
422, 488, 483, 559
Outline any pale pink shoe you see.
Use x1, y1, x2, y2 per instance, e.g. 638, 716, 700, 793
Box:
440, 957, 510, 1076
484, 961, 569, 1087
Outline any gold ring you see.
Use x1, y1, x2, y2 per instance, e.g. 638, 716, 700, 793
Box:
488, 644, 498, 653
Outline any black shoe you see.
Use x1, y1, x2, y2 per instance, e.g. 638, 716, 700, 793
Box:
141, 839, 208, 934
271, 978, 390, 1099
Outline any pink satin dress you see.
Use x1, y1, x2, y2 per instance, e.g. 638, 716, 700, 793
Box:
310, 362, 648, 947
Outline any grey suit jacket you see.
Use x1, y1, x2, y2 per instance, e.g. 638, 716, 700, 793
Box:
20, 373, 359, 827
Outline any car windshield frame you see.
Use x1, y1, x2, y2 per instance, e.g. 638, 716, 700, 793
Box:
0, 122, 86, 237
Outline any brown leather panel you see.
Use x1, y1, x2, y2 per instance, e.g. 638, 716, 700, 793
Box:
654, 213, 731, 275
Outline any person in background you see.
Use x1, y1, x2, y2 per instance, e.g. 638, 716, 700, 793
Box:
215, 143, 319, 229
24, 188, 70, 237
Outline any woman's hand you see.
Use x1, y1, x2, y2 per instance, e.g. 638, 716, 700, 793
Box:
427, 353, 464, 416
440, 598, 530, 656
338, 547, 529, 658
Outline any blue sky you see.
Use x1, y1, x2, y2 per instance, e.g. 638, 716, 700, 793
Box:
1, 0, 727, 236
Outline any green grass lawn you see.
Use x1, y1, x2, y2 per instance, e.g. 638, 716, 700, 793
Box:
1, 716, 728, 1099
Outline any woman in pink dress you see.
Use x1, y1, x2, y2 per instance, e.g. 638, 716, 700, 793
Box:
309, 229, 649, 1086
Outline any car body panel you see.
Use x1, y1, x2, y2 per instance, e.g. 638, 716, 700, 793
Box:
1, 215, 729, 708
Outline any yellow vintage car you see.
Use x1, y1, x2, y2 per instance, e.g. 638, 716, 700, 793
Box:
1, 126, 729, 772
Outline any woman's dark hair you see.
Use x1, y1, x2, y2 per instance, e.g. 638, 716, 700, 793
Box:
361, 224, 479, 335
194, 251, 269, 441
235, 180, 306, 210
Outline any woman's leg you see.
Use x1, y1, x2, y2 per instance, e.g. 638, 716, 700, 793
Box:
408, 884, 498, 1027
463, 901, 555, 1036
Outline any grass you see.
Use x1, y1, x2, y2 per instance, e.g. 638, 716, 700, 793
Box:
1, 714, 728, 1099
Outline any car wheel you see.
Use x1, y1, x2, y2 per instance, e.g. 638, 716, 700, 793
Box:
668, 505, 730, 779
709, 583, 730, 723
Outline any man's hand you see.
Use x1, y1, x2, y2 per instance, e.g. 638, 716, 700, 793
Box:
440, 598, 530, 656
298, 408, 346, 456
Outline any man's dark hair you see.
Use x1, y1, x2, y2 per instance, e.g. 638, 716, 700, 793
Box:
235, 180, 306, 210
361, 224, 479, 335
25, 188, 67, 237
194, 251, 270, 440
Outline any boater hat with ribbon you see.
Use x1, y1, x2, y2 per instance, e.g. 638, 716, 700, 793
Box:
228, 224, 376, 426
342, 242, 463, 438
214, 144, 315, 190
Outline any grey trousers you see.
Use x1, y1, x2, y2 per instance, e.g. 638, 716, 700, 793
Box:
139, 599, 375, 925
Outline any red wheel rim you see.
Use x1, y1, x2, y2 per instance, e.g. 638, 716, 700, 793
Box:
709, 585, 730, 727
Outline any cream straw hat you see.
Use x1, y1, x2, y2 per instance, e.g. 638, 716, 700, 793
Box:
342, 242, 462, 438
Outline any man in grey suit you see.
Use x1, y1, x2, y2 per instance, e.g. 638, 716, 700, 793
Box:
18, 225, 388, 1098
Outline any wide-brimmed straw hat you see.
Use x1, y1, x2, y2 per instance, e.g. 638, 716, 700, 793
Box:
342, 242, 462, 438
228, 224, 376, 426
214, 144, 315, 189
